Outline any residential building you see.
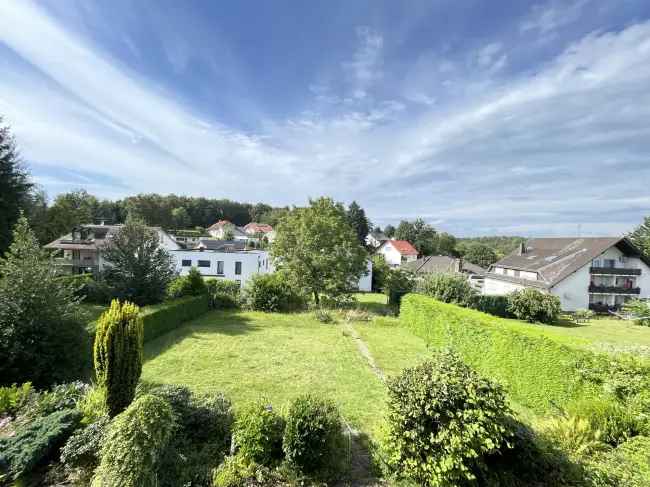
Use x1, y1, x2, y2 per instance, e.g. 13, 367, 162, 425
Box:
207, 220, 248, 241
45, 223, 180, 275
401, 255, 486, 290
482, 237, 650, 311
377, 239, 418, 267
243, 222, 276, 244
365, 230, 388, 248
170, 230, 209, 247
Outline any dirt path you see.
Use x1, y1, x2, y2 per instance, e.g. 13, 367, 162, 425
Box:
343, 321, 385, 382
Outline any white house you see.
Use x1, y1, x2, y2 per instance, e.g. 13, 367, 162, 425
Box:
377, 239, 418, 267
365, 230, 388, 249
482, 237, 650, 312
206, 220, 249, 241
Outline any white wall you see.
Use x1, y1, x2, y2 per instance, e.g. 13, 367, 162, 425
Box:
171, 249, 271, 287
482, 277, 529, 295
550, 264, 591, 312
378, 243, 416, 267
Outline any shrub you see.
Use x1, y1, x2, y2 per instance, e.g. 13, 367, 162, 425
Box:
77, 384, 108, 424
234, 401, 285, 466
573, 309, 596, 324
206, 278, 241, 309
0, 408, 82, 481
370, 254, 390, 292
60, 416, 109, 472
0, 382, 33, 416
569, 397, 643, 446
383, 268, 415, 306
507, 288, 561, 324
586, 435, 650, 487
92, 394, 176, 487
472, 294, 512, 318
538, 413, 605, 459
94, 300, 143, 417
23, 381, 89, 418
283, 395, 345, 479
167, 267, 207, 299
416, 273, 477, 307
213, 454, 283, 487
140, 295, 210, 342
383, 349, 513, 487
242, 273, 304, 312
623, 299, 650, 327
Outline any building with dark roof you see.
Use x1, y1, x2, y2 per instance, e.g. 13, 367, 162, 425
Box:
483, 237, 650, 311
401, 255, 486, 290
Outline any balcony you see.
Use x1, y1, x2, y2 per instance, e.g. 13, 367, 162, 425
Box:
589, 267, 641, 276
588, 284, 640, 295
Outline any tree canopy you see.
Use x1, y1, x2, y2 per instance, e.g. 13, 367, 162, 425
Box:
346, 201, 371, 245
630, 216, 650, 258
458, 242, 499, 268
271, 197, 368, 305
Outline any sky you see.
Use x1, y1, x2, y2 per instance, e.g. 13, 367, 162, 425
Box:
1, 0, 650, 237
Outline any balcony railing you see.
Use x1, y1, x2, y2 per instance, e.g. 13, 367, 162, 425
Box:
588, 284, 641, 295
589, 267, 641, 276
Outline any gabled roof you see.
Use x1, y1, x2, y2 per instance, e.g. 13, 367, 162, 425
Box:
368, 230, 388, 241
244, 222, 274, 234
207, 220, 232, 231
489, 236, 649, 288
401, 255, 486, 275
382, 239, 418, 255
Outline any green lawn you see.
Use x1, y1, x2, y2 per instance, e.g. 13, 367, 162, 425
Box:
142, 309, 387, 434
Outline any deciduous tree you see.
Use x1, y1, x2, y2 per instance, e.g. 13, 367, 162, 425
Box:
630, 216, 650, 258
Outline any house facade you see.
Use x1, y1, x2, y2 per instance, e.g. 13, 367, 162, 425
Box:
482, 237, 650, 311
365, 230, 388, 249
377, 240, 418, 267
45, 224, 180, 275
207, 220, 249, 241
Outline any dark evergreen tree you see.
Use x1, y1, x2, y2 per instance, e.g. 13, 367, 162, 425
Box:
630, 216, 650, 259
346, 201, 371, 244
384, 224, 396, 238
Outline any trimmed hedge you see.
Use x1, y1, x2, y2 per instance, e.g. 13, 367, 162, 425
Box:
141, 295, 209, 342
400, 294, 612, 414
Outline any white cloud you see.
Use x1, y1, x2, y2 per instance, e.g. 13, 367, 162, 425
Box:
520, 0, 589, 35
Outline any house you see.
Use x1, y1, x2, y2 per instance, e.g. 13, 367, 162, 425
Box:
365, 230, 388, 248
482, 237, 650, 312
377, 240, 418, 267
207, 220, 248, 241
243, 222, 276, 244
195, 239, 247, 251
170, 230, 209, 248
401, 255, 486, 290
45, 223, 180, 275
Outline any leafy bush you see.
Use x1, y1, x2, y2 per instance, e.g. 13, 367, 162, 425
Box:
569, 397, 643, 446
233, 401, 285, 466
472, 294, 512, 318
167, 267, 207, 299
92, 394, 176, 487
0, 408, 82, 481
573, 309, 596, 324
313, 308, 334, 323
23, 381, 89, 418
282, 395, 346, 479
94, 300, 143, 417
507, 288, 561, 324
213, 454, 284, 487
61, 416, 109, 472
538, 413, 604, 459
140, 294, 209, 342
383, 268, 415, 306
383, 349, 513, 487
370, 254, 390, 292
586, 435, 650, 487
623, 299, 650, 327
416, 273, 477, 307
242, 273, 304, 312
77, 384, 108, 424
206, 278, 241, 309
0, 382, 33, 416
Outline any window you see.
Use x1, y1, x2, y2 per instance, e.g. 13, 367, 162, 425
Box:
181, 259, 192, 267
604, 259, 616, 268
235, 261, 242, 275
217, 261, 224, 274
198, 260, 210, 268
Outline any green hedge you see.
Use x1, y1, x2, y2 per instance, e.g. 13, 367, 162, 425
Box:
400, 294, 608, 414
141, 295, 209, 342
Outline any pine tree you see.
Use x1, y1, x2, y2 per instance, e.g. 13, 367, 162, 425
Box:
94, 299, 144, 417
0, 117, 32, 256
630, 216, 650, 258
346, 201, 370, 244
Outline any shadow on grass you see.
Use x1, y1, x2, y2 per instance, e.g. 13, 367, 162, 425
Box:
549, 317, 588, 329
144, 310, 257, 361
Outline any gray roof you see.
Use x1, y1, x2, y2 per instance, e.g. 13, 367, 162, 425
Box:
489, 237, 649, 288
369, 230, 388, 241
401, 255, 486, 276
195, 239, 247, 251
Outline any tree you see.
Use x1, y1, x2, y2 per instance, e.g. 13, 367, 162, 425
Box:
432, 232, 458, 257
102, 217, 175, 305
271, 197, 368, 305
629, 216, 650, 259
0, 215, 88, 387
384, 224, 396, 238
45, 190, 97, 243
0, 117, 32, 256
171, 207, 191, 229
94, 299, 144, 417
461, 242, 499, 268
395, 218, 437, 255
346, 201, 370, 245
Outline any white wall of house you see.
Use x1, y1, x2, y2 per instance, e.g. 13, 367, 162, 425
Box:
482, 277, 529, 295
378, 243, 417, 267
157, 230, 182, 250
550, 265, 591, 312
171, 249, 271, 287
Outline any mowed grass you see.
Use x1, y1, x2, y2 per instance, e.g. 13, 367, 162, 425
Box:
142, 309, 387, 434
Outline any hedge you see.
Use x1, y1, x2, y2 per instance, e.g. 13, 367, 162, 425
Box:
400, 294, 610, 414
141, 295, 210, 342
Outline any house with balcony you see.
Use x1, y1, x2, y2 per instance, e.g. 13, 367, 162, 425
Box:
482, 237, 650, 312
45, 224, 180, 275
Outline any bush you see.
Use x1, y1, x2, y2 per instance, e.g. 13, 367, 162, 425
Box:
0, 408, 82, 481
0, 382, 33, 416
94, 300, 143, 417
383, 268, 415, 307
242, 273, 304, 312
370, 254, 390, 292
538, 413, 605, 459
282, 395, 345, 479
507, 288, 561, 324
61, 416, 109, 472
77, 384, 108, 424
233, 400, 285, 466
573, 309, 596, 324
383, 349, 513, 487
23, 381, 89, 418
472, 294, 512, 318
569, 397, 643, 446
167, 267, 207, 299
586, 435, 650, 486
623, 299, 650, 327
213, 454, 283, 487
141, 294, 209, 342
92, 394, 176, 487
416, 273, 477, 307
206, 278, 241, 309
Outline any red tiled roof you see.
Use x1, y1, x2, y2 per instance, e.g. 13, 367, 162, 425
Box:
388, 240, 418, 255
207, 219, 232, 231
244, 222, 273, 234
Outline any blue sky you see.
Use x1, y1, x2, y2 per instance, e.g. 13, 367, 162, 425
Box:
1, 0, 650, 236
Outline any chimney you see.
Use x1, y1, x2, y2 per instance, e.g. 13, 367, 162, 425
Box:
518, 242, 526, 255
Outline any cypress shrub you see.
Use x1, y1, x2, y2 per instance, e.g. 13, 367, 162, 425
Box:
94, 300, 143, 417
